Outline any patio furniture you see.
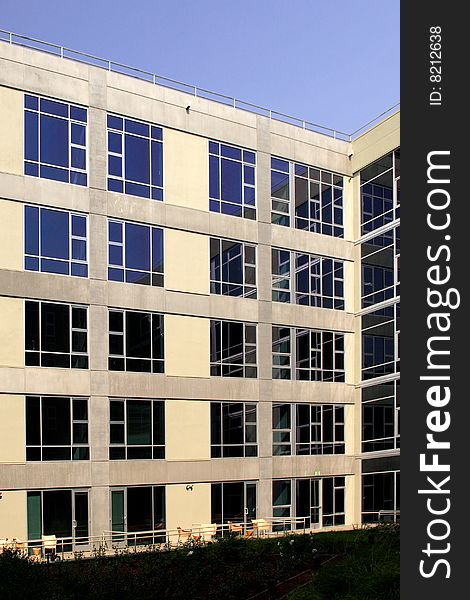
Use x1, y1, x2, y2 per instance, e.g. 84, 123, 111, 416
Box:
227, 521, 243, 534
42, 535, 57, 558
177, 527, 192, 544
252, 519, 270, 536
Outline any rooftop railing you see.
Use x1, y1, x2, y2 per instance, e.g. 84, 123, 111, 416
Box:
0, 29, 399, 142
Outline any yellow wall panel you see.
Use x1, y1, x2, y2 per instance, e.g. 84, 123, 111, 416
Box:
166, 400, 210, 461
0, 490, 27, 541
0, 200, 23, 271
165, 315, 209, 378
165, 229, 209, 294
0, 395, 26, 463
0, 86, 23, 175
0, 297, 24, 368
165, 483, 212, 532
164, 128, 208, 211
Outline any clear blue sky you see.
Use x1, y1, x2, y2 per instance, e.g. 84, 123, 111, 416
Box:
1, 0, 399, 133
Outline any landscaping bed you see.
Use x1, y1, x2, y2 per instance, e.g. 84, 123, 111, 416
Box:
0, 525, 399, 600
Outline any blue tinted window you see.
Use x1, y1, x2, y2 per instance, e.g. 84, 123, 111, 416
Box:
25, 206, 88, 277
209, 141, 256, 220
40, 115, 69, 168
107, 114, 163, 201
108, 219, 164, 287
25, 206, 39, 256
24, 94, 87, 186
221, 160, 242, 204
126, 224, 150, 271
41, 210, 68, 259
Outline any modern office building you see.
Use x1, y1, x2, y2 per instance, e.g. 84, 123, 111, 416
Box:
0, 34, 399, 549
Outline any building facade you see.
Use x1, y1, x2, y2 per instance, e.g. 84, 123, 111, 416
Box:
0, 39, 399, 547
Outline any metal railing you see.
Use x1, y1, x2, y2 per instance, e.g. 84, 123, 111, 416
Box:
0, 28, 399, 142
1, 517, 311, 562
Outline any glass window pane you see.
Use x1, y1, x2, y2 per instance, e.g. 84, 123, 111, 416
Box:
41, 209, 69, 260
40, 115, 69, 168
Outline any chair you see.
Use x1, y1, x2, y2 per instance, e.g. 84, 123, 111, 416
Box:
244, 528, 254, 540
177, 527, 192, 544
199, 523, 217, 543
42, 535, 57, 558
228, 521, 243, 534
252, 519, 270, 537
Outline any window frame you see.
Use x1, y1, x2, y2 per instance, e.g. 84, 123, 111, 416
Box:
210, 237, 257, 299
272, 403, 346, 456
24, 205, 88, 278
209, 141, 257, 220
271, 157, 344, 238
210, 319, 257, 378
107, 113, 164, 201
272, 248, 344, 309
210, 402, 258, 458
24, 94, 88, 186
26, 395, 89, 461
109, 398, 165, 460
25, 300, 89, 369
107, 218, 164, 286
108, 308, 165, 373
272, 326, 345, 382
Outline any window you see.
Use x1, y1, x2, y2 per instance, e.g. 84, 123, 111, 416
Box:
24, 94, 87, 186
360, 150, 400, 235
108, 309, 164, 373
271, 157, 344, 237
211, 481, 257, 525
209, 141, 256, 219
273, 476, 346, 529
361, 304, 399, 380
107, 114, 163, 200
24, 206, 87, 277
27, 489, 89, 552
25, 301, 88, 369
272, 249, 344, 309
272, 326, 345, 382
26, 396, 88, 461
110, 399, 165, 460
210, 320, 257, 378
211, 403, 257, 457
362, 470, 400, 523
362, 265, 394, 307
108, 220, 164, 286
111, 486, 165, 544
362, 381, 400, 453
273, 403, 345, 456
210, 238, 256, 298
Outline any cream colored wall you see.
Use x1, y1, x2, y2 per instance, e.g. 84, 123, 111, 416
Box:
344, 333, 355, 385
0, 395, 25, 463
165, 400, 210, 461
342, 176, 355, 242
351, 112, 400, 173
0, 86, 23, 176
165, 229, 209, 294
164, 128, 208, 211
165, 315, 210, 378
344, 405, 355, 456
344, 475, 355, 526
0, 490, 27, 540
0, 297, 24, 367
165, 483, 212, 531
343, 260, 355, 315
0, 200, 23, 271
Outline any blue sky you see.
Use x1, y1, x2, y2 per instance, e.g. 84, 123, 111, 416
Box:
1, 0, 399, 133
